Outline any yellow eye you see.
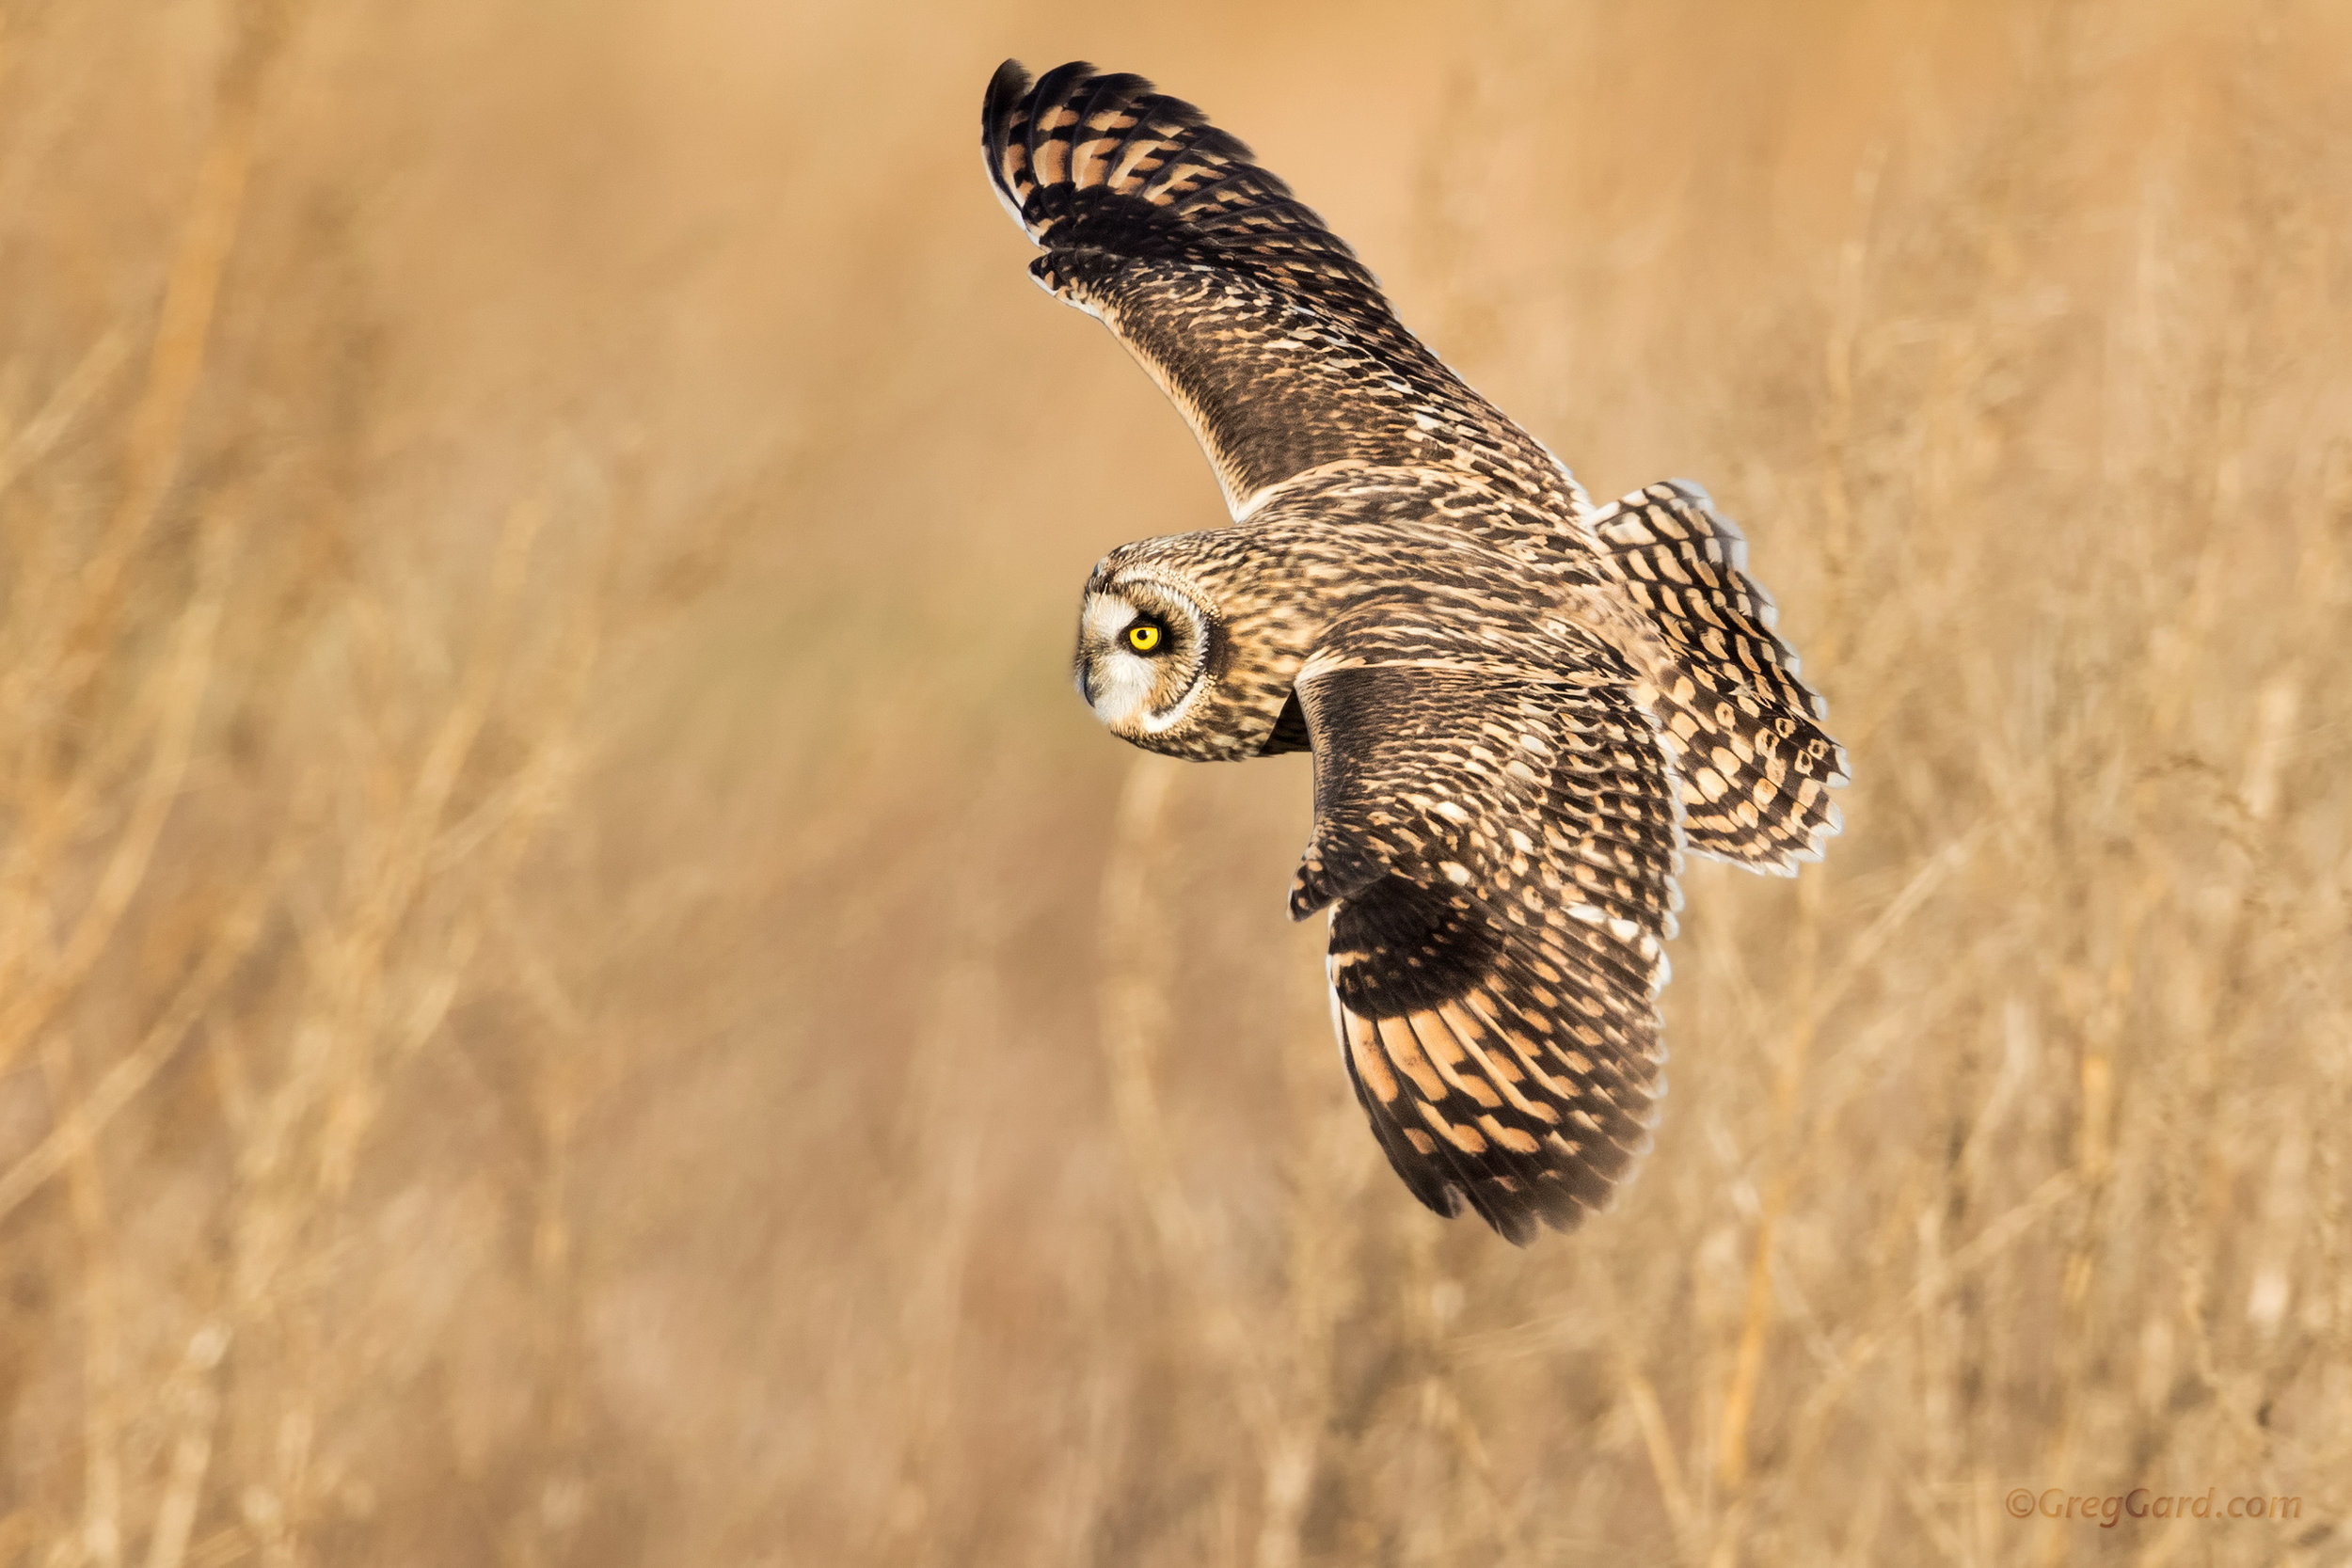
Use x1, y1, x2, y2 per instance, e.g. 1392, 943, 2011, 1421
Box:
1126, 623, 1162, 653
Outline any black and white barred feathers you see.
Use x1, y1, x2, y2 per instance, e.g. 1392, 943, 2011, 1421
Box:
986, 61, 1848, 1243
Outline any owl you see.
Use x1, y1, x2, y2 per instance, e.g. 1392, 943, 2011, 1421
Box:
984, 61, 1847, 1243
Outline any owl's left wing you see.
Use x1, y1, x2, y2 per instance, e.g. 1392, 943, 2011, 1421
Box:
982, 61, 1585, 520
1289, 644, 1682, 1243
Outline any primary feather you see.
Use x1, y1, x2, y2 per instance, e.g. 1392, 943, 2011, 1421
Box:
983, 59, 1587, 519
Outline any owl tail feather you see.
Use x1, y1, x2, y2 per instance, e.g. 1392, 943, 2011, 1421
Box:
1592, 482, 1850, 873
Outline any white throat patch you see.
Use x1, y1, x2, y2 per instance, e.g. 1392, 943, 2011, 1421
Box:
1081, 594, 1154, 726
1080, 586, 1207, 732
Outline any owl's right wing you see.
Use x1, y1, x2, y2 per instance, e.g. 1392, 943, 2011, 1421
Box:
982, 61, 1585, 521
1288, 638, 1682, 1243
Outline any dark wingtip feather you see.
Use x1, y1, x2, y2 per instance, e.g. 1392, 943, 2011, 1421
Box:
980, 59, 1035, 224
976, 58, 1383, 307
982, 60, 1035, 160
987, 57, 1031, 111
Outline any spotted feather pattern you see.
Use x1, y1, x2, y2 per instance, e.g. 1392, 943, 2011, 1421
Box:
1290, 622, 1679, 1243
1589, 482, 1850, 871
981, 60, 1587, 519
987, 63, 1850, 1243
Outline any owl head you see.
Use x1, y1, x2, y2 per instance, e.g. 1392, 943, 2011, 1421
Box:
1072, 543, 1303, 760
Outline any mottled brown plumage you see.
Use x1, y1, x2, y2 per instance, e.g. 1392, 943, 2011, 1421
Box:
987, 60, 1847, 1243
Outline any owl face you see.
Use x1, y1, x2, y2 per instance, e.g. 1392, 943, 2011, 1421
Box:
1073, 567, 1222, 749
1072, 534, 1317, 760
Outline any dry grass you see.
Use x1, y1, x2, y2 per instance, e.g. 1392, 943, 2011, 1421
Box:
2, 0, 2348, 1563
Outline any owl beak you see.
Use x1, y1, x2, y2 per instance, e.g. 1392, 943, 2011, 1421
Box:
1075, 651, 1099, 706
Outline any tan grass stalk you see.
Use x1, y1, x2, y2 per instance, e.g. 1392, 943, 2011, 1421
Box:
1095, 754, 1290, 1546
64, 2, 280, 652
0, 857, 280, 1226
138, 1324, 230, 1568
44, 1031, 123, 1568
0, 514, 233, 1080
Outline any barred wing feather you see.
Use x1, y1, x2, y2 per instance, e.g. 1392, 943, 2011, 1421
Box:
982, 60, 1587, 520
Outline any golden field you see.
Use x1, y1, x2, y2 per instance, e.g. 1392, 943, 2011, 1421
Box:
0, 1, 2345, 1563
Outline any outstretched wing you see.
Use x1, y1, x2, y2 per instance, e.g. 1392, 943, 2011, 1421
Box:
981, 60, 1585, 520
1288, 629, 1682, 1243
1590, 481, 1850, 871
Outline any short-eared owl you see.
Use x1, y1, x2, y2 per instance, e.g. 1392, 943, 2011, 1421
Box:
985, 61, 1846, 1243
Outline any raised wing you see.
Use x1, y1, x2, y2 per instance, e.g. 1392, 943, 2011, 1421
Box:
1288, 626, 1682, 1243
982, 60, 1587, 520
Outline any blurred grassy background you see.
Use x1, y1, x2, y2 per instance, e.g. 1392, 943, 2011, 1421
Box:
2, 0, 2347, 1563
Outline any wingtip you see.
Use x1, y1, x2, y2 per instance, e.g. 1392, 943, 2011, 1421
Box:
982, 59, 1031, 140
1491, 1202, 1541, 1247
1022, 60, 1108, 145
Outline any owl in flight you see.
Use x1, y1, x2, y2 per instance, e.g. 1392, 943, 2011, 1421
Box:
984, 61, 1846, 1243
